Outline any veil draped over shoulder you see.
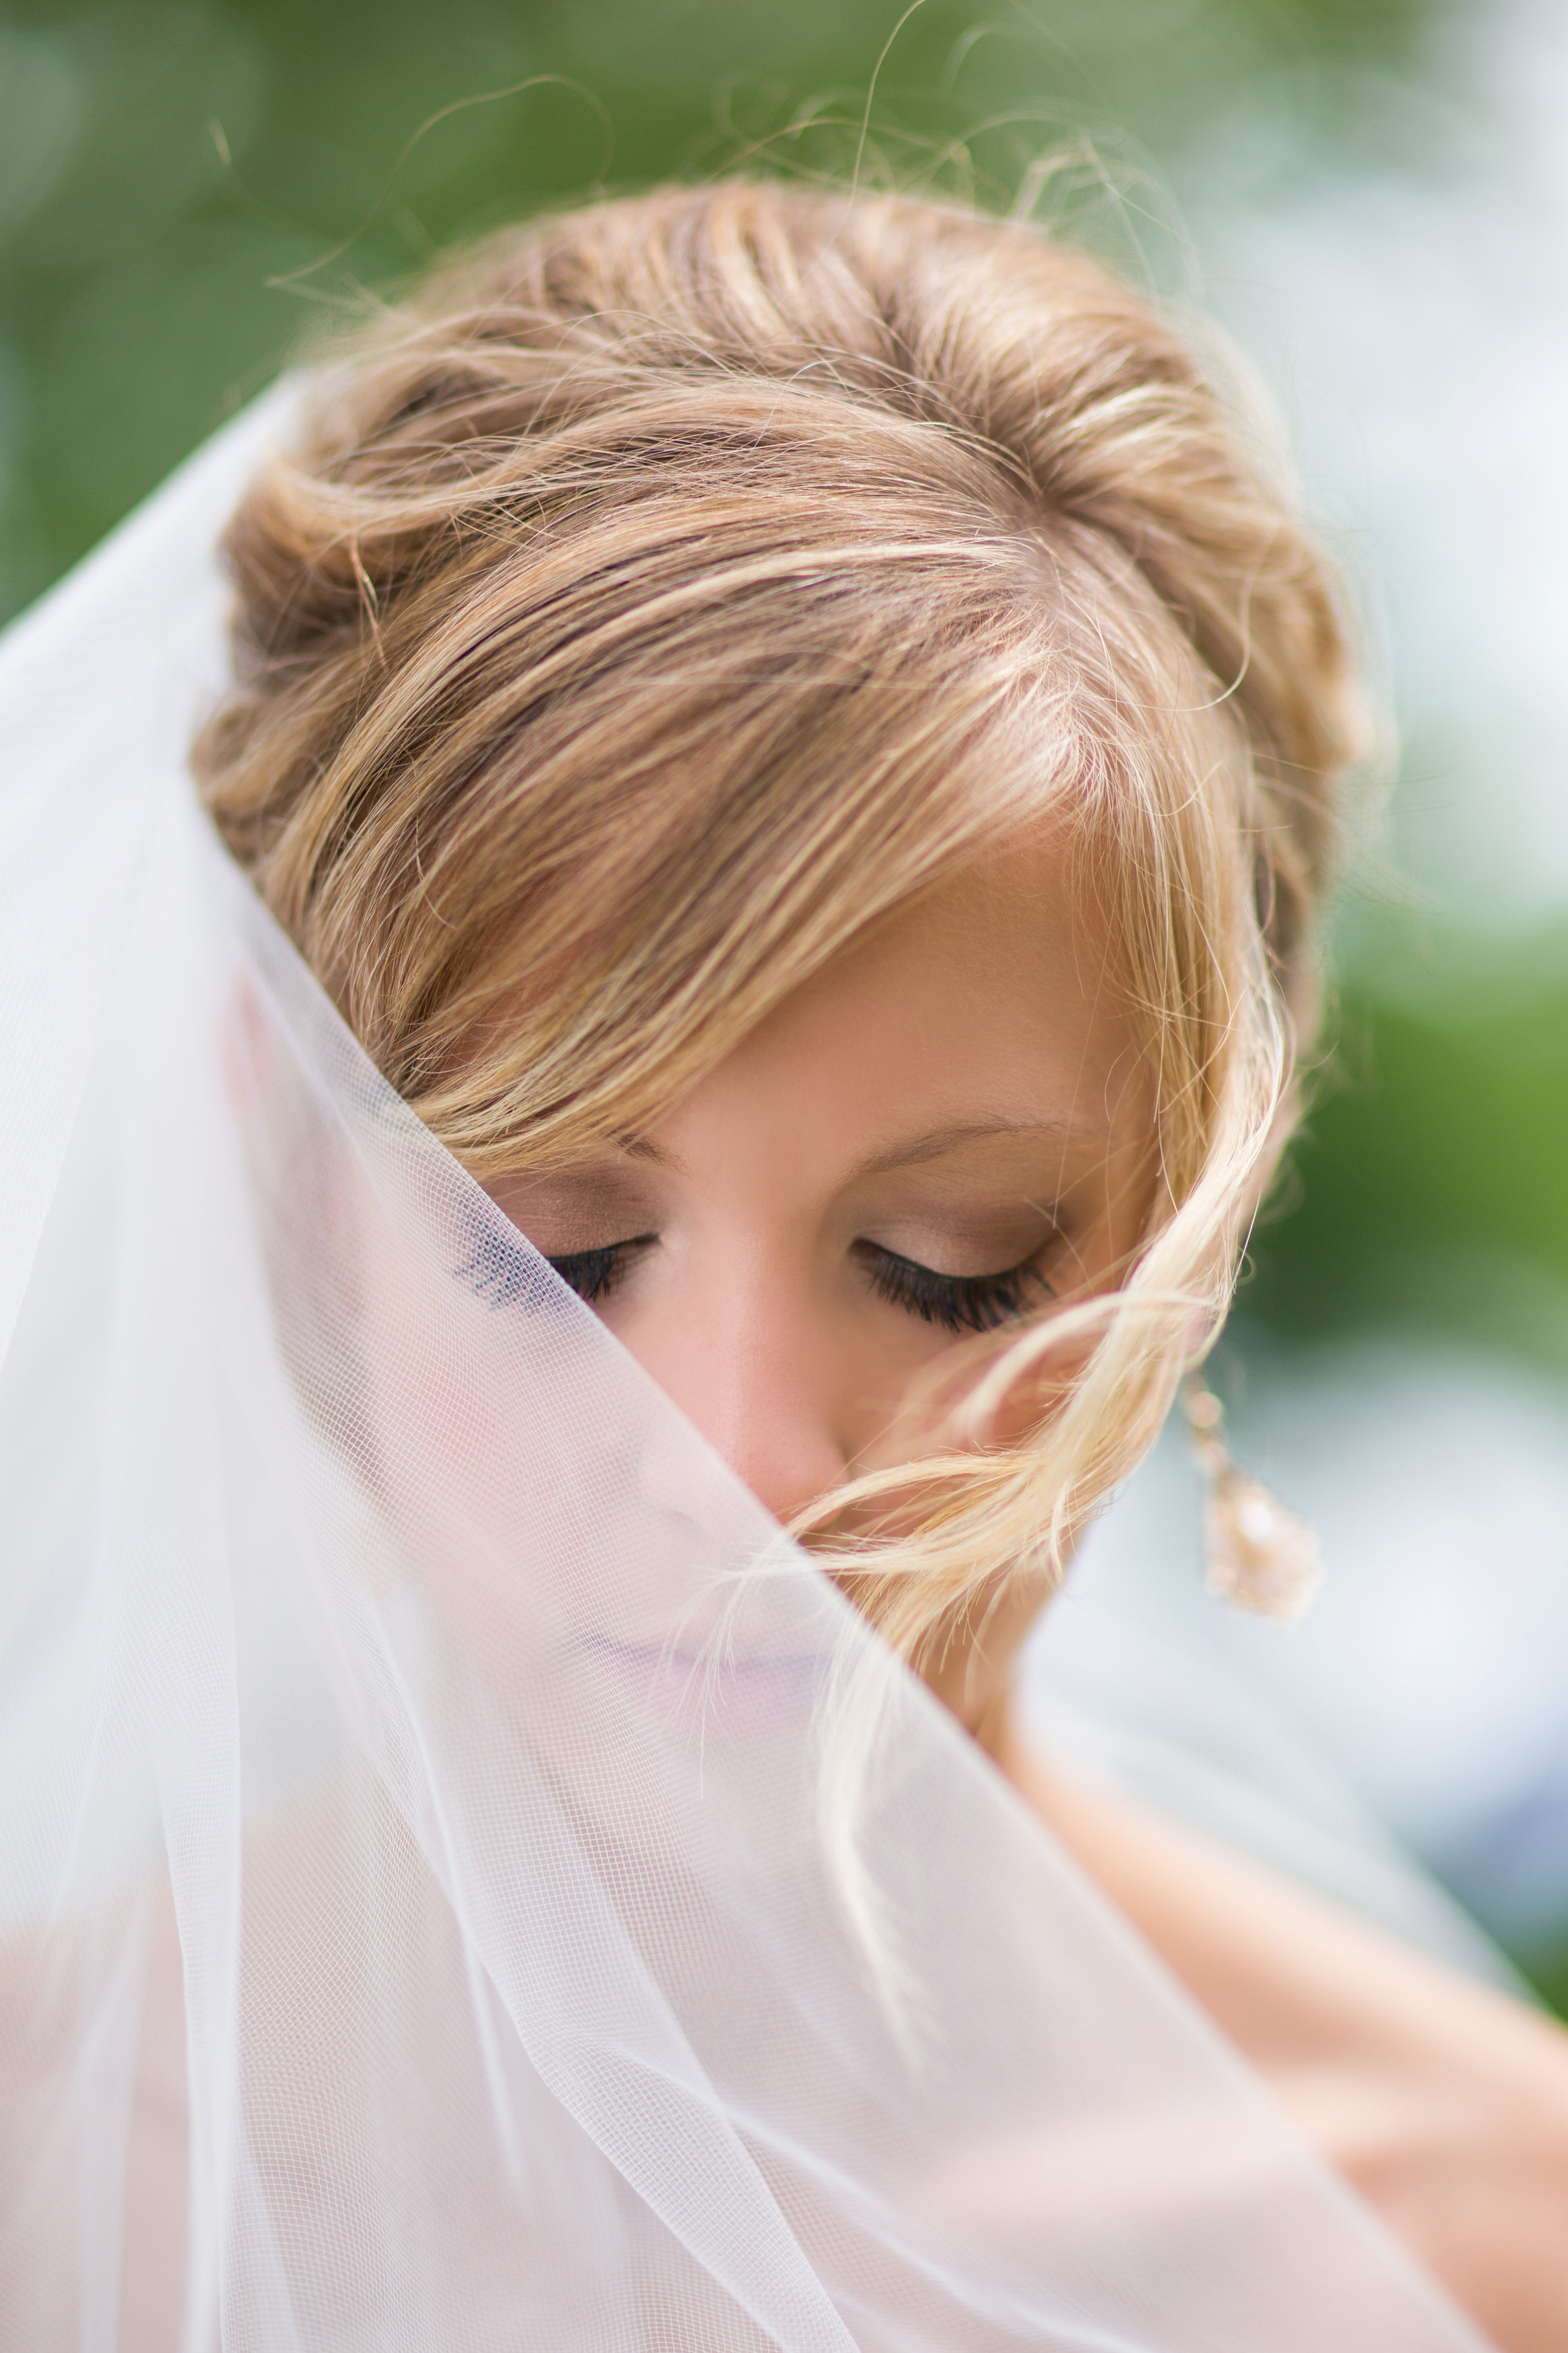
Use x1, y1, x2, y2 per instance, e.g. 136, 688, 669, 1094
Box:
0, 392, 1491, 2351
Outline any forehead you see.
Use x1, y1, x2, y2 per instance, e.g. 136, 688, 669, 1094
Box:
769, 825, 1120, 1044
651, 830, 1149, 1182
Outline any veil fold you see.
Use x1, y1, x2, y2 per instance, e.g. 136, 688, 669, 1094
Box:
0, 391, 1492, 2350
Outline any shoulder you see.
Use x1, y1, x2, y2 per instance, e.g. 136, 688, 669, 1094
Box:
1005, 1737, 1568, 2353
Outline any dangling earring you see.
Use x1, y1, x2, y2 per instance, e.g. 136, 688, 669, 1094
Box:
1182, 1381, 1323, 1622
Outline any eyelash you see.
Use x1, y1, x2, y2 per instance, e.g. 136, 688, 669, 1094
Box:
856, 1242, 1055, 1335
457, 1224, 551, 1310
544, 1239, 655, 1305
542, 1236, 1055, 1334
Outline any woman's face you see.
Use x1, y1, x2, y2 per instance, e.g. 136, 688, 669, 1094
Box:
487, 834, 1155, 1732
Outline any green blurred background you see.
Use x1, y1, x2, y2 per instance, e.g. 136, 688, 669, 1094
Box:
1, 0, 1561, 1363
3, 0, 1566, 1983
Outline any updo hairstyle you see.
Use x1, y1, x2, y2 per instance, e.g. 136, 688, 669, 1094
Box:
195, 180, 1363, 1668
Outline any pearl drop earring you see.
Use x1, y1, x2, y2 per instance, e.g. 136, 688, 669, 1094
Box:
1182, 1382, 1323, 1622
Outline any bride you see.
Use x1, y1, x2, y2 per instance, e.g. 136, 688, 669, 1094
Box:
3, 177, 1565, 2350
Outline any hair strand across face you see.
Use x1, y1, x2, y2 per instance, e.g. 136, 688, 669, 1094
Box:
196, 176, 1366, 1659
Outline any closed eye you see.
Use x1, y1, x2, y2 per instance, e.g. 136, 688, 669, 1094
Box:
852, 1240, 1056, 1335
544, 1234, 1059, 1328
456, 1221, 548, 1311
545, 1235, 657, 1305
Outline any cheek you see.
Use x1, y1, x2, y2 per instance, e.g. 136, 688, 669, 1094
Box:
934, 1211, 1157, 1457
985, 1350, 1087, 1450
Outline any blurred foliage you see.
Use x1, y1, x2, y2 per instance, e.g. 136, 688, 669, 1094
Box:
1245, 911, 1568, 1361
5, 0, 1564, 1370
0, 0, 1448, 614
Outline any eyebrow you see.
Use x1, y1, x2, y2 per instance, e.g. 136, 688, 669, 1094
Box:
618, 1117, 1090, 1181
854, 1118, 1087, 1177
620, 1133, 671, 1166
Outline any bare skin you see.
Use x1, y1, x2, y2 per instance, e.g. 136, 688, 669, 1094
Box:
489, 837, 1568, 2350
1009, 1757, 1568, 2353
489, 836, 1153, 1720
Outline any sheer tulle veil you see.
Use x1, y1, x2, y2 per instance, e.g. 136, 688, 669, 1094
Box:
0, 387, 1491, 2350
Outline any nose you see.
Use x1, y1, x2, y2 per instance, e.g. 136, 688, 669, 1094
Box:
623, 1263, 854, 1529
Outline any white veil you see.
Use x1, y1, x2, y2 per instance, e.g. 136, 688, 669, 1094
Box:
0, 392, 1494, 2350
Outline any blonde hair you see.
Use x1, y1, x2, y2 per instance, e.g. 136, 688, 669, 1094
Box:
196, 177, 1363, 1673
